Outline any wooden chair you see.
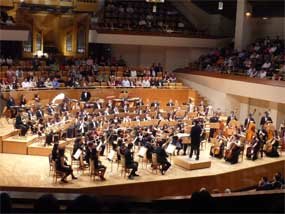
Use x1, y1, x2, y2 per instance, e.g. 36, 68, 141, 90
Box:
151, 153, 162, 174
89, 159, 101, 180
51, 161, 65, 183
48, 154, 53, 176
120, 156, 131, 178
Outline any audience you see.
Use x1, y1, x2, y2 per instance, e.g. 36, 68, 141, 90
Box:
196, 36, 285, 80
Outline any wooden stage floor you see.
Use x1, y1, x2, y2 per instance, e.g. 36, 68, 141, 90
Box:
0, 145, 284, 199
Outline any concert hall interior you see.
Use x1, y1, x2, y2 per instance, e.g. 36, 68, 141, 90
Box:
0, 0, 285, 213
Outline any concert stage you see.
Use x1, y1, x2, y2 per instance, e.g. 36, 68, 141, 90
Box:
0, 145, 284, 200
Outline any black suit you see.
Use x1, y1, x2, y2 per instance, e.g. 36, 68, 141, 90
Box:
6, 98, 15, 109
155, 147, 171, 173
47, 106, 55, 115
227, 115, 237, 125
166, 102, 174, 107
260, 116, 273, 126
81, 91, 91, 102
209, 116, 219, 139
125, 148, 138, 177
244, 117, 255, 129
15, 115, 29, 136
190, 124, 202, 159
36, 109, 44, 120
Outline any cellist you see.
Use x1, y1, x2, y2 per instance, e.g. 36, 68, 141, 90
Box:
210, 130, 227, 159
224, 134, 242, 164
264, 130, 280, 158
246, 135, 261, 161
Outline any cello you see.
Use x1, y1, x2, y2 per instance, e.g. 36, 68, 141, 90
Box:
245, 121, 256, 143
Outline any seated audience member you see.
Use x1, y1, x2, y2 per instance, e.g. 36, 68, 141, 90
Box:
256, 176, 273, 190
66, 195, 101, 213
34, 194, 60, 213
0, 193, 12, 213
56, 147, 77, 183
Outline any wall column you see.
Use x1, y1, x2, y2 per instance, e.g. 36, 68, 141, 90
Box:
239, 97, 249, 124
269, 102, 278, 128
234, 0, 252, 51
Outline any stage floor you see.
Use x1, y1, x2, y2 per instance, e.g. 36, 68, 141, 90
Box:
0, 145, 284, 199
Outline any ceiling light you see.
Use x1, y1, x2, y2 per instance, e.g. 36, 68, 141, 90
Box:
218, 1, 223, 10
245, 12, 251, 17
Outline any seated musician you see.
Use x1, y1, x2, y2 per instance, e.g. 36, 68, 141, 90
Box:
210, 131, 227, 159
34, 94, 40, 103
90, 146, 107, 181
224, 134, 242, 164
171, 136, 183, 156
124, 143, 139, 180
154, 140, 171, 175
55, 146, 77, 183
47, 103, 55, 116
166, 99, 175, 107
80, 89, 91, 102
6, 95, 16, 118
36, 107, 44, 120
208, 112, 219, 141
15, 111, 29, 136
19, 94, 27, 107
72, 138, 86, 168
264, 130, 280, 158
151, 100, 160, 108
246, 135, 261, 161
257, 128, 267, 158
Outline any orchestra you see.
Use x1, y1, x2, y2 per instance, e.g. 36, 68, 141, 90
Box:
0, 89, 281, 183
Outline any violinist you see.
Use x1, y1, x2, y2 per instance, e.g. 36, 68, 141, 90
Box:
36, 107, 44, 120
210, 130, 227, 159
72, 138, 86, 168
90, 146, 107, 181
246, 135, 261, 161
154, 140, 171, 175
264, 130, 280, 158
124, 143, 139, 180
224, 134, 242, 164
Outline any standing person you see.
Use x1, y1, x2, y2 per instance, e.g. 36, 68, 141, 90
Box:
80, 89, 91, 102
124, 143, 139, 180
190, 120, 202, 160
260, 111, 273, 127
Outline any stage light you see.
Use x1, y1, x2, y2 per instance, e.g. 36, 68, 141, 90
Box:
218, 1, 223, 10
245, 12, 251, 17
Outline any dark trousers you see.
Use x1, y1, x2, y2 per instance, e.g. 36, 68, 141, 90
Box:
189, 143, 200, 159
17, 124, 29, 136
161, 161, 171, 172
127, 162, 138, 176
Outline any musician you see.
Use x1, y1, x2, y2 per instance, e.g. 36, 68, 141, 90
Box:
47, 103, 55, 116
113, 106, 119, 114
72, 138, 85, 168
15, 111, 29, 136
264, 130, 280, 158
155, 141, 171, 175
208, 113, 219, 141
244, 113, 255, 130
36, 107, 44, 120
166, 99, 175, 107
210, 131, 227, 159
257, 128, 267, 158
188, 98, 195, 113
260, 111, 273, 127
224, 134, 242, 164
88, 117, 98, 130
34, 94, 40, 103
246, 135, 261, 161
151, 100, 160, 108
80, 89, 91, 102
55, 146, 77, 183
189, 120, 202, 160
6, 95, 16, 117
226, 111, 237, 126
19, 95, 27, 107
60, 102, 69, 113
90, 146, 107, 181
124, 143, 139, 180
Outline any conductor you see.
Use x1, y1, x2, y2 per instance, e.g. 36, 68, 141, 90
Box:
189, 120, 202, 160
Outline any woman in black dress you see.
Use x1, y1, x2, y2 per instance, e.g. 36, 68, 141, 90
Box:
56, 147, 77, 183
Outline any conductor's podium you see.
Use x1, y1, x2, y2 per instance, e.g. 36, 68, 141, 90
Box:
173, 156, 211, 170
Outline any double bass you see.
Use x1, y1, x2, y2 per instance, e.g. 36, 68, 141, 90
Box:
245, 121, 256, 143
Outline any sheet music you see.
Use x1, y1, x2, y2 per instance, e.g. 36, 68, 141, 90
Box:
73, 149, 82, 160
107, 150, 116, 161
138, 147, 147, 158
166, 144, 176, 154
